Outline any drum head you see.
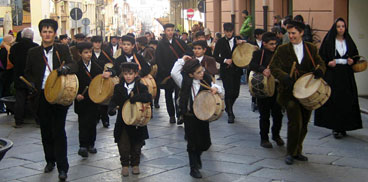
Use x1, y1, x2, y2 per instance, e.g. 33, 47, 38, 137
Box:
122, 100, 139, 125
193, 91, 217, 121
293, 73, 322, 99
89, 75, 117, 104
149, 64, 158, 76
44, 70, 65, 104
232, 43, 257, 67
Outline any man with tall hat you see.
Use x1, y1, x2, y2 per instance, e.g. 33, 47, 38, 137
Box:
213, 23, 245, 124
270, 20, 326, 165
24, 19, 78, 181
156, 23, 192, 124
70, 33, 86, 62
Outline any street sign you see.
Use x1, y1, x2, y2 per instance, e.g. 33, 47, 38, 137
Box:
82, 18, 90, 26
187, 8, 194, 19
70, 8, 82, 21
198, 0, 205, 13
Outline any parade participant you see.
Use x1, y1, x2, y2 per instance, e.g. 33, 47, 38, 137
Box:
69, 33, 85, 62
59, 34, 69, 46
108, 35, 120, 58
74, 42, 101, 157
314, 18, 362, 138
192, 40, 218, 76
24, 19, 78, 181
240, 10, 252, 40
145, 32, 152, 42
148, 40, 160, 108
156, 23, 192, 124
136, 36, 155, 66
294, 15, 313, 43
91, 35, 114, 128
149, 40, 158, 50
270, 20, 326, 165
0, 34, 14, 99
8, 28, 39, 127
181, 32, 191, 44
108, 62, 152, 177
213, 23, 245, 123
249, 32, 284, 148
204, 28, 213, 47
171, 57, 223, 178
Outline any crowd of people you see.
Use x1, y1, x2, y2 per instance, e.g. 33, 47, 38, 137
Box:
0, 11, 363, 181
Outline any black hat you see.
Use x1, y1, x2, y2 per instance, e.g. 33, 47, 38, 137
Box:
91, 36, 103, 42
195, 31, 205, 38
121, 62, 139, 71
110, 35, 120, 40
59, 34, 68, 40
287, 20, 306, 30
192, 40, 207, 49
148, 40, 158, 45
76, 41, 93, 53
121, 35, 135, 44
163, 23, 175, 30
38, 19, 58, 33
75, 33, 86, 39
126, 33, 135, 38
182, 32, 188, 35
223, 23, 234, 31
242, 10, 249, 15
254, 29, 266, 35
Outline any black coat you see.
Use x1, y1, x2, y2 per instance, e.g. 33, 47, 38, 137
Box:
213, 36, 243, 77
155, 37, 193, 83
9, 38, 39, 89
249, 48, 274, 73
109, 80, 152, 143
314, 18, 362, 131
114, 52, 151, 78
92, 49, 114, 70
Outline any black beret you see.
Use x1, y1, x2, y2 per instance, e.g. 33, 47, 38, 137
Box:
38, 19, 58, 32
192, 40, 207, 49
121, 62, 139, 71
59, 34, 68, 40
76, 42, 93, 53
254, 29, 266, 35
223, 23, 234, 31
121, 35, 135, 44
195, 31, 205, 38
91, 36, 103, 42
110, 35, 120, 40
163, 23, 175, 30
75, 33, 86, 39
288, 20, 306, 30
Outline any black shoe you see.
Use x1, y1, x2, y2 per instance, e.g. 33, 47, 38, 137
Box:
44, 162, 55, 173
190, 168, 202, 178
78, 147, 88, 157
154, 103, 160, 108
272, 137, 285, 146
102, 121, 109, 128
58, 171, 68, 181
260, 140, 273, 148
196, 152, 202, 169
88, 146, 97, 154
341, 131, 347, 137
285, 155, 294, 165
333, 130, 343, 139
228, 116, 235, 124
177, 118, 184, 125
169, 116, 176, 123
293, 154, 308, 161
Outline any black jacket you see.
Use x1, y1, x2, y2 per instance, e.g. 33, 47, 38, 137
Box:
249, 48, 274, 73
213, 36, 243, 76
114, 52, 151, 78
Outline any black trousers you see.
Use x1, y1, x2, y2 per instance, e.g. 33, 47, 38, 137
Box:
98, 104, 109, 123
164, 80, 179, 117
117, 128, 143, 166
221, 73, 241, 103
257, 94, 283, 140
38, 92, 69, 172
78, 111, 98, 148
184, 115, 211, 152
14, 88, 28, 124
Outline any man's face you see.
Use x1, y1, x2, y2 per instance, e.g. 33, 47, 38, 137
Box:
224, 30, 233, 39
40, 26, 56, 45
92, 41, 102, 49
145, 33, 151, 41
111, 38, 118, 46
164, 27, 174, 39
263, 40, 277, 52
122, 41, 134, 54
80, 48, 92, 62
256, 34, 263, 41
197, 36, 205, 41
181, 34, 188, 40
60, 38, 68, 45
123, 70, 138, 84
288, 27, 304, 44
193, 45, 206, 57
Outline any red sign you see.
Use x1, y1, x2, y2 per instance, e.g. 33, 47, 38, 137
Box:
187, 8, 194, 19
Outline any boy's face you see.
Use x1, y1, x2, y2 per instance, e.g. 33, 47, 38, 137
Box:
92, 41, 102, 49
123, 70, 139, 84
122, 41, 134, 54
224, 30, 233, 39
262, 40, 277, 52
196, 35, 205, 41
80, 48, 92, 62
40, 26, 56, 45
189, 66, 204, 80
164, 27, 174, 40
60, 38, 68, 45
181, 34, 188, 40
193, 45, 206, 57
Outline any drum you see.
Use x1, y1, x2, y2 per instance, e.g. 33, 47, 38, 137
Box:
232, 43, 257, 67
89, 75, 120, 105
293, 73, 331, 110
193, 90, 224, 122
104, 63, 114, 71
248, 71, 275, 98
149, 64, 158, 77
141, 74, 157, 99
44, 70, 79, 106
122, 100, 151, 126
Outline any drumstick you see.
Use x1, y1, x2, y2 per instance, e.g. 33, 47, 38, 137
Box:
19, 76, 37, 92
305, 65, 321, 88
99, 76, 104, 95
289, 62, 297, 78
199, 82, 212, 90
81, 86, 89, 96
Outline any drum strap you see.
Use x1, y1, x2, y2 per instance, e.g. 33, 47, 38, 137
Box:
42, 55, 52, 72
259, 50, 265, 66
83, 64, 92, 79
133, 54, 142, 70
304, 43, 316, 68
174, 39, 186, 53
101, 50, 113, 63
169, 44, 180, 59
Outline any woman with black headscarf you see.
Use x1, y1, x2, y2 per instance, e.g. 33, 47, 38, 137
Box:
314, 18, 362, 139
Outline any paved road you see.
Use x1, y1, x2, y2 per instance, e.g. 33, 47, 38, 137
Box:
0, 84, 368, 182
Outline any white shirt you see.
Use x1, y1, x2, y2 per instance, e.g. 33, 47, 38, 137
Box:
125, 55, 133, 62
171, 59, 223, 100
207, 39, 212, 46
256, 39, 262, 48
293, 41, 304, 64
84, 60, 91, 72
94, 50, 101, 59
112, 45, 118, 55
42, 47, 54, 89
168, 39, 173, 44
224, 37, 235, 63
196, 56, 204, 63
335, 39, 348, 64
124, 82, 135, 95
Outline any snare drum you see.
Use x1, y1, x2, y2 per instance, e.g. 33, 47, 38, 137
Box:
248, 71, 275, 98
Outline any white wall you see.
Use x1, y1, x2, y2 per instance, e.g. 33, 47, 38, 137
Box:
349, 0, 368, 96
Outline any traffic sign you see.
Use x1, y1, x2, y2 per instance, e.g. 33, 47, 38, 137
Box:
187, 8, 194, 19
82, 18, 90, 26
70, 8, 82, 21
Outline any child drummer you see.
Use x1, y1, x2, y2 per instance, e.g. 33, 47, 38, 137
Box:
171, 57, 223, 178
108, 62, 152, 177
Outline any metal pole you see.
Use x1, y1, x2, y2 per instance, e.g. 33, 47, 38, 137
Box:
75, 6, 77, 34
263, 0, 268, 31
231, 0, 235, 24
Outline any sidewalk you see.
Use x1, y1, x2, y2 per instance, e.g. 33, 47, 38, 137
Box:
359, 97, 368, 114
0, 85, 367, 182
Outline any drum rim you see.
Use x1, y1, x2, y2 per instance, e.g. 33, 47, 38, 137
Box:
293, 73, 323, 99
193, 90, 218, 121
44, 70, 66, 104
